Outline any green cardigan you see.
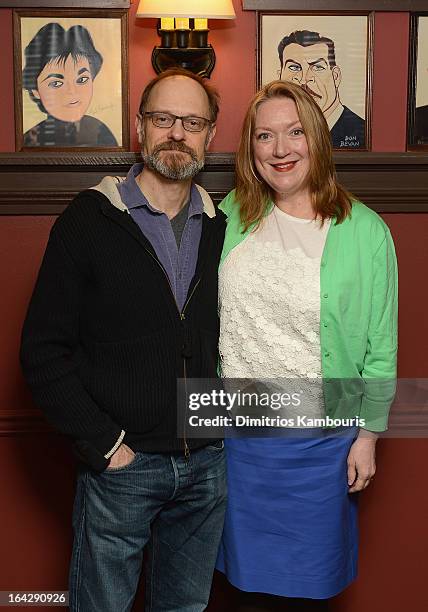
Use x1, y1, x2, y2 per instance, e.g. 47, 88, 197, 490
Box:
219, 190, 398, 431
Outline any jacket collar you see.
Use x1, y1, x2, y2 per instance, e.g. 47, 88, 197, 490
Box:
90, 174, 217, 218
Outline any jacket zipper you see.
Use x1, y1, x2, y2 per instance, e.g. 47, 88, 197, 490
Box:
180, 279, 201, 459
143, 247, 201, 459
180, 278, 201, 320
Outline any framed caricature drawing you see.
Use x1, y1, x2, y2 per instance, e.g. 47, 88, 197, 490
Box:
408, 13, 428, 149
258, 12, 373, 150
13, 9, 129, 151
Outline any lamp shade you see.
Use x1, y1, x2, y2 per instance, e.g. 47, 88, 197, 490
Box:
136, 0, 236, 19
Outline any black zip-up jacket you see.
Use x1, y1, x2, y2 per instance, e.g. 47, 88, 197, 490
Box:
20, 177, 226, 471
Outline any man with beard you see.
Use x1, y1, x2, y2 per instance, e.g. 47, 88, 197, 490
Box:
278, 30, 366, 148
20, 68, 227, 612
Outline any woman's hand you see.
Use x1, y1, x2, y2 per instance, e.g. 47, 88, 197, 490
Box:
347, 429, 378, 493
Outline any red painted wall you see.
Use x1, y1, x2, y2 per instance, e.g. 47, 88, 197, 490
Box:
372, 13, 410, 152
1, 3, 427, 611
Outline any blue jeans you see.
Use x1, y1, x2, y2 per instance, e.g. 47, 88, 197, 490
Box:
69, 442, 227, 612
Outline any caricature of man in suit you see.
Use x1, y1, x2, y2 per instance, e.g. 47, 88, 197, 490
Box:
278, 30, 365, 148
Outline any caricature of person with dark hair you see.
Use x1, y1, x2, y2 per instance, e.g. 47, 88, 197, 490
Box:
22, 23, 118, 147
278, 30, 365, 148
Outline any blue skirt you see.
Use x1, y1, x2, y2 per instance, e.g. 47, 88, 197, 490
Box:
216, 430, 358, 599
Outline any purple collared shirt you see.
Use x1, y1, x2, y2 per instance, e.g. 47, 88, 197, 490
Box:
117, 163, 203, 312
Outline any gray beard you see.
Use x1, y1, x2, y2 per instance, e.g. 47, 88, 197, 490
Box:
142, 146, 204, 180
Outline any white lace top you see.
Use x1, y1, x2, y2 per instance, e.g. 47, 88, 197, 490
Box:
219, 206, 331, 417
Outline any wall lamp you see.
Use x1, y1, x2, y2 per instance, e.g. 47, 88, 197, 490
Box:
136, 0, 236, 78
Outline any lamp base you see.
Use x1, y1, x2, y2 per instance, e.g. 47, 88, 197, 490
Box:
151, 46, 216, 78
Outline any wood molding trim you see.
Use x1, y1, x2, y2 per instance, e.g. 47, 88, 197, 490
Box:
0, 152, 427, 214
242, 1, 428, 11
0, 409, 54, 435
0, 1, 129, 7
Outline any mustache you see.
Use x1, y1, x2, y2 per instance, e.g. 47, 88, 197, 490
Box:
152, 141, 198, 160
300, 83, 322, 99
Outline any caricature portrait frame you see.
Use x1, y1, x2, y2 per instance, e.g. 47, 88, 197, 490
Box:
13, 9, 129, 152
407, 13, 428, 150
257, 11, 374, 151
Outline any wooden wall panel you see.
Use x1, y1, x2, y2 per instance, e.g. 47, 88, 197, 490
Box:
243, 0, 428, 11
1, 152, 428, 215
